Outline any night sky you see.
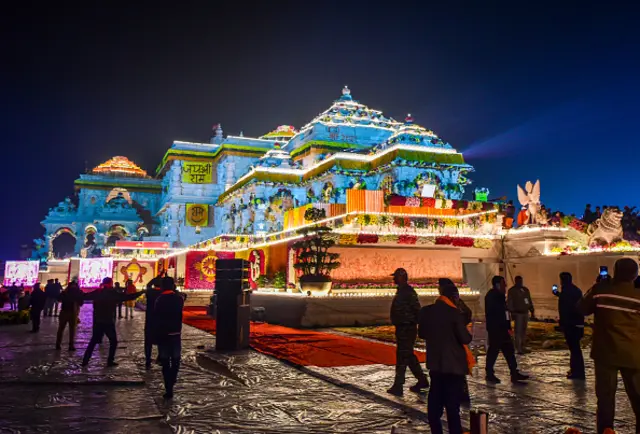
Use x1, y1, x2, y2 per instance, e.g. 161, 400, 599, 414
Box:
2, 1, 639, 260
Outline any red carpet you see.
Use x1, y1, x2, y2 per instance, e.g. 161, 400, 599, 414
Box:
182, 307, 426, 367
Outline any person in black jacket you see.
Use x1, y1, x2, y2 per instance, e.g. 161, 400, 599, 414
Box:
420, 283, 471, 434
485, 276, 528, 384
56, 281, 84, 351
154, 276, 184, 399
29, 283, 47, 333
555, 272, 585, 380
82, 277, 144, 367
145, 272, 165, 370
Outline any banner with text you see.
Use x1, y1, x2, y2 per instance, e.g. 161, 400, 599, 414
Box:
182, 161, 213, 184
186, 204, 209, 226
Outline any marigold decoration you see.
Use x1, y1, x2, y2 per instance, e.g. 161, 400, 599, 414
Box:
380, 235, 398, 243
339, 234, 358, 245
193, 251, 218, 282
473, 238, 493, 249
435, 236, 454, 245
398, 235, 417, 245
357, 234, 379, 244
452, 237, 474, 247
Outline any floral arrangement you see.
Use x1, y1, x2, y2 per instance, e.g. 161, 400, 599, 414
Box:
356, 234, 379, 244
332, 281, 470, 290
398, 235, 417, 245
334, 233, 492, 249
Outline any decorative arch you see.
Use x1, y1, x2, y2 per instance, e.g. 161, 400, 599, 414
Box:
50, 227, 76, 259
106, 188, 132, 204
105, 224, 128, 247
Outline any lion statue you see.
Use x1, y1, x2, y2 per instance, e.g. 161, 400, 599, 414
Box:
587, 208, 623, 245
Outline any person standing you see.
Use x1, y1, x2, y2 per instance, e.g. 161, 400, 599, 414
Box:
43, 279, 56, 316
114, 282, 124, 319
485, 275, 529, 384
56, 281, 83, 351
507, 276, 535, 354
154, 276, 184, 399
9, 283, 19, 311
145, 273, 165, 369
29, 283, 47, 333
554, 272, 585, 380
387, 268, 429, 397
124, 279, 137, 319
420, 281, 474, 434
579, 258, 640, 434
82, 277, 144, 367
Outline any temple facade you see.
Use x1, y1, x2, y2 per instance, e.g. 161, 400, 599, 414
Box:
38, 86, 480, 260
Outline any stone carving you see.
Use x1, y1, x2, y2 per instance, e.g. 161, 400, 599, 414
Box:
587, 208, 623, 245
516, 180, 541, 225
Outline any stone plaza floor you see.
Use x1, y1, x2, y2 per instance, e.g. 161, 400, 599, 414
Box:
0, 304, 637, 433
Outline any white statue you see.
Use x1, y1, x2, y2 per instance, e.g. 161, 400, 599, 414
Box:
516, 180, 541, 225
536, 208, 550, 225
587, 208, 623, 245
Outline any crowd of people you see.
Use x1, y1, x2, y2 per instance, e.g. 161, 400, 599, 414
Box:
388, 262, 640, 434
2, 273, 186, 400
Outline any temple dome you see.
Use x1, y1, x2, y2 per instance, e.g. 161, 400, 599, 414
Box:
91, 156, 149, 178
383, 114, 451, 149
299, 86, 402, 132
257, 143, 292, 168
260, 125, 298, 141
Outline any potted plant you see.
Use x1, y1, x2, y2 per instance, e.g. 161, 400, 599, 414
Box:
292, 207, 341, 296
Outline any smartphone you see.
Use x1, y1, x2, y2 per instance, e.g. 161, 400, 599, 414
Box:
600, 266, 608, 277
552, 284, 559, 295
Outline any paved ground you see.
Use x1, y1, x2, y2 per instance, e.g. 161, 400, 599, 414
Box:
0, 305, 423, 433
1, 305, 637, 433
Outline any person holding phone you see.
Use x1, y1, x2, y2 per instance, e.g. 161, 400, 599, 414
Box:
554, 272, 585, 380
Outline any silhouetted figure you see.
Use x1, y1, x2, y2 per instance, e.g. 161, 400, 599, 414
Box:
56, 281, 84, 351
29, 283, 47, 333
485, 276, 529, 384
580, 258, 640, 434
82, 277, 144, 367
154, 276, 184, 399
507, 276, 535, 354
145, 273, 165, 369
387, 268, 429, 397
555, 272, 585, 380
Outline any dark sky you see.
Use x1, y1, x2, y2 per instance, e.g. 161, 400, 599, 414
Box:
2, 1, 639, 260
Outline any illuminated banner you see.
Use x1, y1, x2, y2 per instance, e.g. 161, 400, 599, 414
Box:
79, 258, 114, 289
115, 241, 170, 249
186, 204, 209, 227
182, 162, 213, 184
4, 261, 39, 286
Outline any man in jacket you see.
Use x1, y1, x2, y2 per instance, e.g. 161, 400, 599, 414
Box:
387, 268, 429, 397
485, 275, 528, 384
154, 276, 184, 399
507, 276, 535, 354
145, 272, 165, 369
29, 283, 47, 332
56, 281, 84, 351
421, 282, 472, 434
555, 272, 585, 380
82, 277, 144, 367
579, 258, 640, 434
44, 279, 60, 317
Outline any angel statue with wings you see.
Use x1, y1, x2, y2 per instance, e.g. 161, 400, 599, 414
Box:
517, 180, 541, 225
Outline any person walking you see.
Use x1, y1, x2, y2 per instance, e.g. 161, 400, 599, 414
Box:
555, 272, 585, 380
485, 275, 529, 384
144, 273, 165, 369
420, 282, 474, 434
29, 283, 47, 333
507, 276, 535, 354
124, 279, 137, 319
82, 277, 144, 367
56, 281, 83, 351
579, 258, 640, 434
114, 281, 124, 319
387, 268, 429, 397
154, 276, 184, 399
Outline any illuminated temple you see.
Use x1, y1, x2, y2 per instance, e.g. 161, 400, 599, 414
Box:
18, 86, 636, 325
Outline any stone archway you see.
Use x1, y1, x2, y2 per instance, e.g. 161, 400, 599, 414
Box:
106, 224, 128, 247
51, 228, 76, 259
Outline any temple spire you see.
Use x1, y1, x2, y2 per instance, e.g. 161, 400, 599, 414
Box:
339, 85, 353, 101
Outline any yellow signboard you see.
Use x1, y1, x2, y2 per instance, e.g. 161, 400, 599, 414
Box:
182, 162, 213, 184
186, 204, 209, 227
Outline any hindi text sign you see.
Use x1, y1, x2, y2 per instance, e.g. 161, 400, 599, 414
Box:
186, 204, 209, 227
182, 162, 213, 184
